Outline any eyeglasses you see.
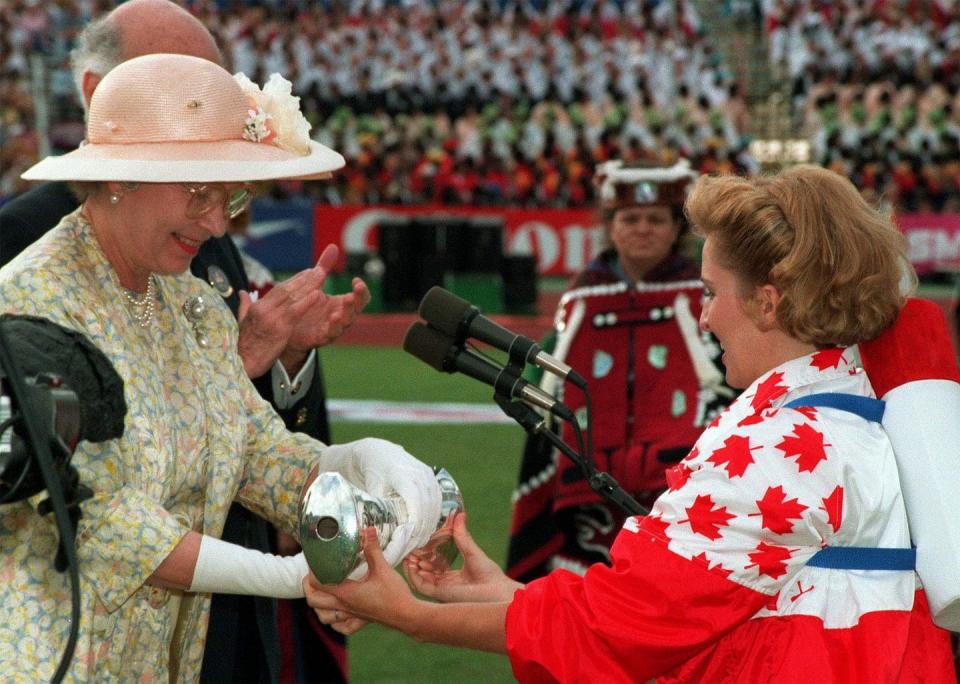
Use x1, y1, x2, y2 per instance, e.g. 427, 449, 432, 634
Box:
180, 183, 255, 220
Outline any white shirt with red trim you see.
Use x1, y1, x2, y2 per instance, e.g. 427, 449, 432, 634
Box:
506, 349, 954, 683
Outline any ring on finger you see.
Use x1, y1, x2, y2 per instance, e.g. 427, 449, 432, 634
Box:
334, 609, 342, 622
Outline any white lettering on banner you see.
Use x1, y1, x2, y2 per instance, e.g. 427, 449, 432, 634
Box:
935, 231, 960, 264
564, 226, 587, 272
342, 209, 391, 253
509, 221, 561, 272
330, 207, 603, 274
562, 225, 606, 272
907, 228, 960, 268
908, 230, 933, 262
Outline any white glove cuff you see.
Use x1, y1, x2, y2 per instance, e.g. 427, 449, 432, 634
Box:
189, 535, 308, 599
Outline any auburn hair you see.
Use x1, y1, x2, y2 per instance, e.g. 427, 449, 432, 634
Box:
685, 165, 914, 346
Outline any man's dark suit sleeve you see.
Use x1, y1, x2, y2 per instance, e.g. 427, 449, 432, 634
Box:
192, 234, 341, 683
191, 236, 332, 443
0, 182, 81, 267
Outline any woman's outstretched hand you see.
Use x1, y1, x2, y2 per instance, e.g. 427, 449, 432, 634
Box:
404, 512, 523, 604
305, 520, 516, 652
304, 527, 419, 634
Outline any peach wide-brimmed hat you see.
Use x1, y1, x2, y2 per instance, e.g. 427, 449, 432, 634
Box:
22, 53, 345, 183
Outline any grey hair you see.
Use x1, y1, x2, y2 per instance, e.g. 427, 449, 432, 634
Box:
70, 13, 122, 110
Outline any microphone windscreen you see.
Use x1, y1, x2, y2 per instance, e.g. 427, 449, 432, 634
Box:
0, 314, 127, 443
403, 322, 454, 371
419, 287, 472, 337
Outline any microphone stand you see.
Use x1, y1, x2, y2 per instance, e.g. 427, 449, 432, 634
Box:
493, 393, 646, 516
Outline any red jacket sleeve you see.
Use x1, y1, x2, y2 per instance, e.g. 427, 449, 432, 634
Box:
505, 527, 772, 683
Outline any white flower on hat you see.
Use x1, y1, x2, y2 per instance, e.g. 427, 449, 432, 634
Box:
234, 72, 312, 155
243, 106, 272, 143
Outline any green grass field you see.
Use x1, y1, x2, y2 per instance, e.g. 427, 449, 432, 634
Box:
320, 344, 524, 683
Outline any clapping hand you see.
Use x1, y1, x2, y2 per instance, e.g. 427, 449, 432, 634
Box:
280, 247, 370, 373
235, 244, 370, 378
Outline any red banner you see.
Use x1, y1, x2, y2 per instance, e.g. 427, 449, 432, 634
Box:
313, 205, 960, 277
314, 205, 604, 276
898, 213, 960, 274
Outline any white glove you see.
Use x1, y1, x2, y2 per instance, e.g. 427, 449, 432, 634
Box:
189, 535, 309, 598
320, 438, 442, 576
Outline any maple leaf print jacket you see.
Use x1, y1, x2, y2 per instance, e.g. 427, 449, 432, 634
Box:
505, 349, 955, 683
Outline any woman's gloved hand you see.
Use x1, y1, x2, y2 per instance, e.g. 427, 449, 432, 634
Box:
320, 438, 442, 576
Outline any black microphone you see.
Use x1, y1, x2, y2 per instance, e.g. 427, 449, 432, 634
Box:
419, 287, 587, 388
403, 322, 574, 421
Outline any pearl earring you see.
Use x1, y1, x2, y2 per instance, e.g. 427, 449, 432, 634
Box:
109, 193, 120, 205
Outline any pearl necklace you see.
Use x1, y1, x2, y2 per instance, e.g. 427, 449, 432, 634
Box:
121, 276, 157, 328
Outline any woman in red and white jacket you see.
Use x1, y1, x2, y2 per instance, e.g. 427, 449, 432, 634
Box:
306, 165, 956, 682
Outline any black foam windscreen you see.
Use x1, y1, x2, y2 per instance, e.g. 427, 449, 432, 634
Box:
418, 287, 473, 338
402, 321, 454, 372
0, 314, 126, 443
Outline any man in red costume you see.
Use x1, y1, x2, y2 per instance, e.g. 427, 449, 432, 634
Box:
507, 159, 734, 581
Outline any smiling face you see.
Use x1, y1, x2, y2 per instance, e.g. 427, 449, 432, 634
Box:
608, 204, 680, 281
95, 181, 242, 289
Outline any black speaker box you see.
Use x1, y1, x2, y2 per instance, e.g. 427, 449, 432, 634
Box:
501, 254, 538, 310
465, 216, 504, 273
377, 216, 416, 309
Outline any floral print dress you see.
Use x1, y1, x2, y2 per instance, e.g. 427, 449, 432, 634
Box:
0, 209, 324, 682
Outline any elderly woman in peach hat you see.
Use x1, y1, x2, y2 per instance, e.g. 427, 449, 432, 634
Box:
0, 54, 442, 682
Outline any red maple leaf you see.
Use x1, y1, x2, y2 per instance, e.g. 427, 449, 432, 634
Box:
691, 551, 733, 579
776, 423, 831, 472
640, 515, 671, 541
737, 413, 765, 427
792, 406, 818, 420
666, 463, 693, 491
810, 348, 846, 371
691, 551, 711, 570
819, 485, 844, 533
679, 494, 736, 540
746, 542, 795, 579
709, 562, 733, 580
751, 371, 788, 412
707, 434, 759, 478
750, 485, 808, 534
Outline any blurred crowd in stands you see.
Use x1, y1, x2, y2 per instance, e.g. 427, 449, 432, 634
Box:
761, 0, 960, 212
3, 0, 959, 213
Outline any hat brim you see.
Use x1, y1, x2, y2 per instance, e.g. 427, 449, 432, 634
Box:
21, 140, 344, 183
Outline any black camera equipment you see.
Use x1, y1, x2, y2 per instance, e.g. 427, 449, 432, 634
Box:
0, 314, 126, 684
